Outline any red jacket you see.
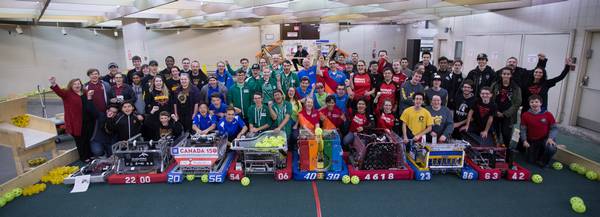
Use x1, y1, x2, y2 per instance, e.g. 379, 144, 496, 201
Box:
51, 85, 83, 136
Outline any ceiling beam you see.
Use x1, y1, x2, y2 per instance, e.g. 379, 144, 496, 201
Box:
86, 0, 177, 27
35, 0, 51, 24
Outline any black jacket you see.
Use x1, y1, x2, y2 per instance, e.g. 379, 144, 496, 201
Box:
466, 65, 495, 95
416, 62, 437, 87
144, 119, 184, 141
443, 72, 464, 110
109, 84, 137, 104
107, 112, 143, 141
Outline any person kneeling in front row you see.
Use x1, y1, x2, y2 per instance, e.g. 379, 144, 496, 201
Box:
218, 107, 248, 142
520, 95, 558, 168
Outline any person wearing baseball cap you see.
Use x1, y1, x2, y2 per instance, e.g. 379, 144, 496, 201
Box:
245, 63, 263, 94
425, 74, 448, 106
102, 62, 120, 86
140, 60, 160, 92
466, 53, 496, 95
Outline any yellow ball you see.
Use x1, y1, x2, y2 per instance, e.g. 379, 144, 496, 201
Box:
201, 174, 209, 183
341, 175, 351, 184
351, 175, 360, 184
241, 177, 250, 186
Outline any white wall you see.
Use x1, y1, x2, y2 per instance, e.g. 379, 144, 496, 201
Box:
338, 24, 406, 61
410, 0, 600, 126
0, 26, 124, 96
144, 27, 261, 70
259, 24, 280, 45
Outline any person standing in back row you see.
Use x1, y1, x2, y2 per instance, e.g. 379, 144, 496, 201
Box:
466, 53, 496, 96
417, 51, 437, 88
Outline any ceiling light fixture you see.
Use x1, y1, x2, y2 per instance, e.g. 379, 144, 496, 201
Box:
113, 30, 118, 37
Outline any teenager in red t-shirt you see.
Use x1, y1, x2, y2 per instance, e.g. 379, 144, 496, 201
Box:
298, 97, 320, 133
377, 100, 400, 133
374, 68, 400, 115
319, 95, 346, 130
520, 95, 558, 167
351, 60, 375, 103
343, 98, 375, 150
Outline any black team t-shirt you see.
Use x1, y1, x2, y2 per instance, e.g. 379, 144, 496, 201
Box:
471, 99, 497, 132
495, 85, 513, 112
453, 94, 476, 123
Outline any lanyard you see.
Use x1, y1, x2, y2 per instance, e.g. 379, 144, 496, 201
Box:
254, 106, 263, 126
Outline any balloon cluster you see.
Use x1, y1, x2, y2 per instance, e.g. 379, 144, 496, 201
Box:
11, 115, 30, 128
41, 166, 79, 185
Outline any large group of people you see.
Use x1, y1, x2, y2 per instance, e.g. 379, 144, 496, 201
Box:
50, 44, 573, 168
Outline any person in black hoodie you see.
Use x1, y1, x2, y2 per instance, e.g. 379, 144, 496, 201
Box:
435, 56, 451, 80
416, 51, 438, 88
145, 111, 183, 141
86, 90, 119, 157
126, 55, 143, 85
107, 101, 144, 141
466, 53, 495, 95
445, 59, 464, 110
496, 54, 547, 88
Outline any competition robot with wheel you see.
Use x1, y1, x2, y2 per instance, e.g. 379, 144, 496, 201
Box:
168, 107, 239, 183
403, 95, 472, 181
461, 87, 530, 181
229, 92, 292, 181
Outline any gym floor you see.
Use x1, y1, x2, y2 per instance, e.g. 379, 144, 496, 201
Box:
0, 98, 598, 217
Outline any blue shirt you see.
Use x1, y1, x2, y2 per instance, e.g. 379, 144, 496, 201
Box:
215, 70, 234, 88
207, 85, 225, 103
298, 65, 317, 86
329, 70, 347, 86
296, 86, 313, 100
334, 94, 349, 114
218, 116, 246, 139
192, 113, 217, 131
209, 103, 228, 117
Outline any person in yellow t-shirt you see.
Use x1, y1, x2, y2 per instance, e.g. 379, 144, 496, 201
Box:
400, 92, 433, 143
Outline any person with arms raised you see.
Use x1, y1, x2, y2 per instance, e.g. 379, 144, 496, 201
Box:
50, 76, 94, 162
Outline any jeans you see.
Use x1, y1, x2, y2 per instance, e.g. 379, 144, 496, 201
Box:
91, 140, 113, 157
526, 138, 557, 167
343, 133, 354, 151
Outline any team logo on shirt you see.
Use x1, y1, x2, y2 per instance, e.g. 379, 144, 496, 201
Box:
478, 105, 490, 118
418, 116, 424, 122
353, 116, 364, 124
433, 115, 442, 125
540, 118, 547, 123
